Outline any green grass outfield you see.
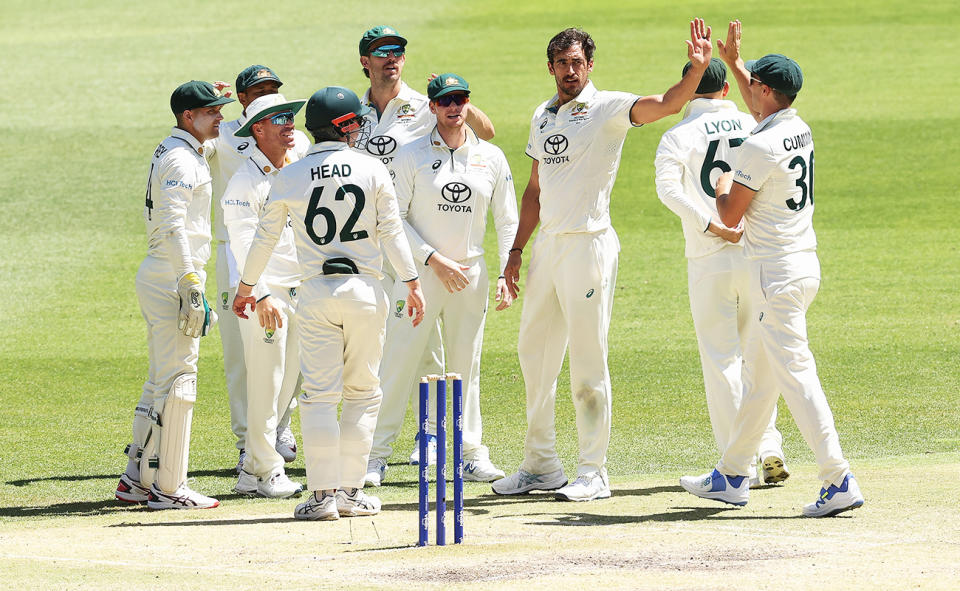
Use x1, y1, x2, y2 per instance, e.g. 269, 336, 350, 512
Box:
1, 0, 958, 588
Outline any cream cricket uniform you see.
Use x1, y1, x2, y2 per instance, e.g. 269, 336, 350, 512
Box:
519, 81, 637, 476
372, 126, 518, 461
654, 98, 783, 461
715, 108, 851, 487
129, 127, 212, 492
208, 119, 310, 451
241, 141, 418, 491
222, 147, 303, 480
357, 81, 444, 435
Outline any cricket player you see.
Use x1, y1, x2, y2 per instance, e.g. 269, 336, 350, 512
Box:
233, 86, 425, 520
356, 25, 496, 467
208, 65, 308, 472
223, 94, 307, 499
115, 81, 233, 509
654, 57, 788, 486
365, 74, 518, 486
680, 21, 864, 517
494, 21, 715, 502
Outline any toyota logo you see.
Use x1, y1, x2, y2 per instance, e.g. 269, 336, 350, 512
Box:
544, 134, 568, 155
366, 135, 397, 156
441, 182, 472, 203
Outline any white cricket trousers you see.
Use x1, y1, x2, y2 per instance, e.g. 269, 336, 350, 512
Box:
216, 241, 248, 451
297, 275, 387, 491
688, 246, 782, 459
130, 255, 202, 490
717, 252, 851, 486
238, 285, 301, 479
518, 227, 618, 476
373, 256, 489, 460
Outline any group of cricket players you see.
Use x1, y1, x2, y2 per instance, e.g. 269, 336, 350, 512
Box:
115, 18, 865, 522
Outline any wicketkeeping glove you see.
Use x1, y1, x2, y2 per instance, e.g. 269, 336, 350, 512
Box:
177, 272, 210, 338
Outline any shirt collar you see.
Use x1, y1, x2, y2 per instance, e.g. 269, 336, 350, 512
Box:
752, 108, 797, 134
682, 98, 739, 118
170, 127, 205, 155
362, 81, 418, 108
307, 140, 349, 156
547, 80, 598, 113
428, 124, 480, 150
248, 145, 292, 175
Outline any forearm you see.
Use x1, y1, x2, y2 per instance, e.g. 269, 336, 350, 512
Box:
465, 103, 495, 140
511, 186, 540, 250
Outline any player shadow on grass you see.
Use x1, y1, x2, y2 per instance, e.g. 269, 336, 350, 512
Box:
6, 467, 242, 487
521, 506, 808, 526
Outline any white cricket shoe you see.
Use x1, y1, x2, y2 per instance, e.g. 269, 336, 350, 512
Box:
234, 470, 258, 497
409, 434, 437, 466
147, 483, 219, 510
294, 491, 339, 521
762, 455, 791, 484
463, 456, 506, 482
491, 468, 567, 495
235, 449, 246, 474
258, 472, 303, 499
275, 427, 297, 463
364, 457, 388, 487
115, 473, 150, 503
802, 473, 864, 517
336, 488, 382, 517
555, 469, 611, 502
680, 469, 749, 506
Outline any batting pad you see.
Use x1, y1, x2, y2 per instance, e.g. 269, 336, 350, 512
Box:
156, 373, 197, 492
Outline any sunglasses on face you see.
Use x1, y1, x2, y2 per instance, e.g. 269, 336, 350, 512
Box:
434, 94, 469, 107
369, 44, 405, 58
268, 111, 295, 125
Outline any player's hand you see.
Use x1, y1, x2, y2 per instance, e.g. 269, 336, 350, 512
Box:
232, 283, 257, 319
405, 279, 426, 327
176, 272, 209, 338
708, 220, 743, 244
255, 295, 284, 332
494, 276, 514, 311
212, 80, 233, 98
717, 20, 741, 66
427, 73, 438, 83
428, 252, 470, 293
715, 171, 734, 198
504, 250, 522, 300
686, 18, 712, 68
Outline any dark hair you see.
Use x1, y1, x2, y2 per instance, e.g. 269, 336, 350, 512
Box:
771, 89, 796, 107
547, 28, 595, 63
308, 124, 344, 143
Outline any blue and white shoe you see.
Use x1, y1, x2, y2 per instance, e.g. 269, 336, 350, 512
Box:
491, 469, 567, 495
364, 457, 388, 487
802, 473, 864, 517
408, 434, 437, 466
680, 469, 749, 506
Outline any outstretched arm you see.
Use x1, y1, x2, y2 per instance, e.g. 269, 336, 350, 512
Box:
717, 20, 757, 120
464, 102, 495, 140
630, 18, 713, 125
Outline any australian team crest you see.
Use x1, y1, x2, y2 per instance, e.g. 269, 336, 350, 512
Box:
221, 292, 229, 310
395, 299, 405, 318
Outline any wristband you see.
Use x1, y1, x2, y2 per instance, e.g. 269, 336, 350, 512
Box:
509, 247, 522, 254
498, 275, 505, 279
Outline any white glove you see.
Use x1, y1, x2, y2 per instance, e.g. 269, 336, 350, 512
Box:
177, 272, 211, 338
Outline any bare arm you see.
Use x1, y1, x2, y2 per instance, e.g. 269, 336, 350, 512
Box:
465, 103, 495, 140
630, 18, 712, 125
716, 20, 758, 120
503, 160, 541, 299
715, 171, 756, 228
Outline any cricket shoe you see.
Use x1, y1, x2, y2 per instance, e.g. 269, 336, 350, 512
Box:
463, 457, 506, 482
336, 488, 382, 517
258, 472, 302, 498
294, 491, 339, 521
115, 473, 150, 503
147, 483, 219, 510
275, 426, 297, 463
680, 469, 749, 506
364, 457, 388, 487
409, 434, 437, 466
234, 470, 258, 497
235, 449, 246, 474
555, 469, 611, 502
491, 468, 567, 495
762, 455, 791, 484
802, 473, 864, 518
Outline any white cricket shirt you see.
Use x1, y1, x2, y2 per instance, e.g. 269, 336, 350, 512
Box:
392, 125, 518, 273
241, 141, 418, 286
222, 146, 302, 300
733, 108, 817, 260
357, 82, 434, 176
525, 81, 640, 234
144, 127, 213, 277
655, 99, 756, 258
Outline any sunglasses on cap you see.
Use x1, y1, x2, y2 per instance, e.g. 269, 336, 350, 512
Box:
267, 111, 295, 125
369, 44, 405, 58
434, 94, 469, 107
